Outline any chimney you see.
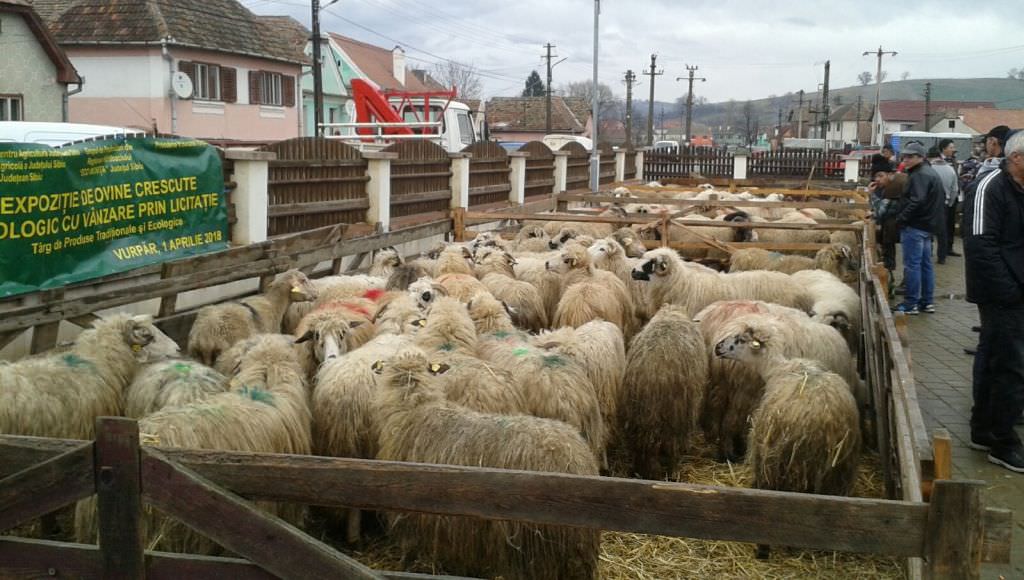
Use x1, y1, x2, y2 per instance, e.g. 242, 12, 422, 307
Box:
392, 46, 406, 86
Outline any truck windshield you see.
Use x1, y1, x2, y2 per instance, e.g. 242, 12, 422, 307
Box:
399, 105, 445, 134
456, 112, 474, 145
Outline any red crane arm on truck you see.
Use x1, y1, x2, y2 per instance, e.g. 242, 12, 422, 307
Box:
350, 78, 457, 137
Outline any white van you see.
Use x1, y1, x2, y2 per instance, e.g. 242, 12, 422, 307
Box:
0, 121, 143, 147
542, 134, 593, 152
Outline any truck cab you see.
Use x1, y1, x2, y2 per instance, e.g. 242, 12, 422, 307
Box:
394, 98, 478, 152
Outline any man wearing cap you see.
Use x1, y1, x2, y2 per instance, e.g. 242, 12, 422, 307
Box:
867, 154, 906, 287
971, 125, 1010, 187
961, 129, 1024, 473
892, 141, 944, 314
928, 146, 960, 264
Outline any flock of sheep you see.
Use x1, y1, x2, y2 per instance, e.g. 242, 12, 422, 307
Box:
0, 184, 868, 579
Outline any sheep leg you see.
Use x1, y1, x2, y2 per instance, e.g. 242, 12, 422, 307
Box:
755, 544, 771, 559
345, 508, 361, 544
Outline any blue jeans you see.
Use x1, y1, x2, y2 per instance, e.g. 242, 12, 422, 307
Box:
900, 226, 934, 307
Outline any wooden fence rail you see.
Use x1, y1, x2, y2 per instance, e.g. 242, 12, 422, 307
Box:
0, 419, 1012, 580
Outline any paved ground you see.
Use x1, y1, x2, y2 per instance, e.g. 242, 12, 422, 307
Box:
895, 242, 1023, 578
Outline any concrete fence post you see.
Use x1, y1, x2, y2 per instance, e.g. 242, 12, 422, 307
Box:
508, 151, 529, 205
634, 148, 647, 182
553, 151, 570, 194
844, 157, 860, 183
733, 149, 749, 181
449, 152, 472, 210
225, 149, 275, 245
364, 151, 398, 232
614, 148, 626, 182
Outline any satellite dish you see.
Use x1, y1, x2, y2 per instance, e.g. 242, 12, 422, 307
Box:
171, 72, 193, 99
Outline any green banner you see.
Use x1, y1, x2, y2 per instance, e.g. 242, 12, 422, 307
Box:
0, 137, 228, 297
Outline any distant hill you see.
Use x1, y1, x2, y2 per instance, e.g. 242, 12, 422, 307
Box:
634, 77, 1024, 131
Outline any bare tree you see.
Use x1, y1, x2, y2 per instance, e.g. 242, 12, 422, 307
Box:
1008, 68, 1024, 80
857, 71, 873, 86
561, 80, 620, 123
900, 71, 911, 81
742, 100, 760, 146
431, 61, 483, 99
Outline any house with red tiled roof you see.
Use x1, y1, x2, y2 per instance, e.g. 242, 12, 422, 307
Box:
825, 102, 875, 146
0, 0, 81, 121
924, 107, 1024, 136
872, 99, 994, 146
30, 0, 309, 143
484, 96, 592, 143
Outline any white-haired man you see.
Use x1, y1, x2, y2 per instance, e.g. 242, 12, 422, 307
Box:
962, 129, 1024, 473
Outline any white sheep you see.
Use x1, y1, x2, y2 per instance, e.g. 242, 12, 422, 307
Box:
631, 248, 814, 318
792, 269, 862, 352
548, 242, 638, 338
124, 359, 227, 418
189, 269, 317, 366
474, 247, 548, 332
0, 314, 179, 440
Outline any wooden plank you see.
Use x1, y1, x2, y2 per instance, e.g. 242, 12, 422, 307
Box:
269, 159, 367, 168
0, 443, 93, 532
652, 241, 837, 252
268, 198, 370, 218
95, 417, 145, 580
157, 262, 184, 319
558, 193, 869, 211
0, 435, 88, 477
923, 429, 953, 500
0, 537, 470, 580
981, 508, 1012, 564
67, 313, 102, 328
140, 448, 383, 580
29, 322, 60, 355
163, 449, 929, 558
392, 172, 451, 180
267, 175, 370, 185
923, 480, 984, 579
390, 190, 451, 205
0, 328, 24, 351
463, 211, 862, 231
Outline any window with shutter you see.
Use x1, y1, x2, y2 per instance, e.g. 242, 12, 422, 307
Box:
178, 61, 196, 90
283, 75, 295, 107
249, 70, 261, 105
221, 67, 237, 103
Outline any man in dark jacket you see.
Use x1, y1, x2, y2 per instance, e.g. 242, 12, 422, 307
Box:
961, 129, 1024, 473
868, 154, 906, 286
893, 142, 945, 314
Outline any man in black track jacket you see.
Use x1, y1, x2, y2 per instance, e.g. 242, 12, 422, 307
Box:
962, 129, 1024, 473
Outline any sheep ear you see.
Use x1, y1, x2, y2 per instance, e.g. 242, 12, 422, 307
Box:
623, 237, 634, 245
569, 257, 577, 267
294, 330, 315, 344
461, 247, 473, 259
349, 320, 365, 329
427, 362, 450, 375
501, 301, 518, 317
657, 259, 668, 272
372, 302, 391, 323
371, 360, 385, 374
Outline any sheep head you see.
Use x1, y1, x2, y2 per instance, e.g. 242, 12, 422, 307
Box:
631, 249, 676, 281
611, 228, 647, 258
294, 311, 366, 362
119, 314, 180, 363
408, 276, 448, 312
587, 237, 624, 268
372, 347, 450, 408
466, 292, 515, 332
713, 323, 775, 364
548, 227, 579, 250
546, 242, 590, 274
515, 225, 547, 242
373, 247, 404, 270
474, 247, 516, 277
277, 269, 317, 303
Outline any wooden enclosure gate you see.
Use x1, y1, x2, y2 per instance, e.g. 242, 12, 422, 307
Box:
384, 141, 453, 225
750, 150, 843, 180
644, 146, 734, 181
598, 144, 616, 185
462, 142, 511, 208
623, 150, 637, 180
517, 141, 555, 200
0, 416, 1010, 580
258, 137, 371, 237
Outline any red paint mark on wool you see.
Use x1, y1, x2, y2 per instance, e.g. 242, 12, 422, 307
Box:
363, 288, 386, 302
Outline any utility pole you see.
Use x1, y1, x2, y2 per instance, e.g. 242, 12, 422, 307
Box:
862, 45, 897, 146
923, 81, 932, 132
644, 53, 663, 146
623, 69, 636, 146
776, 107, 783, 148
820, 60, 830, 143
675, 64, 706, 145
796, 89, 805, 138
589, 0, 600, 192
658, 105, 664, 140
543, 43, 556, 134
855, 94, 863, 144
311, 0, 323, 137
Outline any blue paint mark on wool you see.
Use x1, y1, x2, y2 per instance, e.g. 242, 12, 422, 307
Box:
237, 386, 276, 406
62, 354, 95, 370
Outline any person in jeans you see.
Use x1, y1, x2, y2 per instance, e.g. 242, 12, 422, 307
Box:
893, 142, 945, 314
867, 154, 906, 288
928, 146, 960, 264
961, 130, 1024, 473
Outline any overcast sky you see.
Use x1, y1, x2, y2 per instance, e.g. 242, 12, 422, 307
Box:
244, 0, 1024, 103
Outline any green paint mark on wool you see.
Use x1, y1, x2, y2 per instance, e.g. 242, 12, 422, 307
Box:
171, 362, 192, 375
493, 331, 511, 339
440, 343, 455, 352
61, 354, 95, 369
512, 347, 530, 357
237, 386, 276, 406
542, 354, 567, 368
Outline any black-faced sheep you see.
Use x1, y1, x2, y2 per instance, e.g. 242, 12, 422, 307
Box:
188, 269, 316, 366
618, 304, 707, 480
374, 347, 600, 580
76, 333, 311, 554
0, 314, 179, 440
631, 248, 814, 318
714, 326, 860, 557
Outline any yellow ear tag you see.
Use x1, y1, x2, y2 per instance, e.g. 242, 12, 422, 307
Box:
371, 360, 384, 373
291, 286, 301, 293
430, 363, 442, 372
415, 318, 428, 327
131, 344, 142, 352
750, 340, 761, 349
